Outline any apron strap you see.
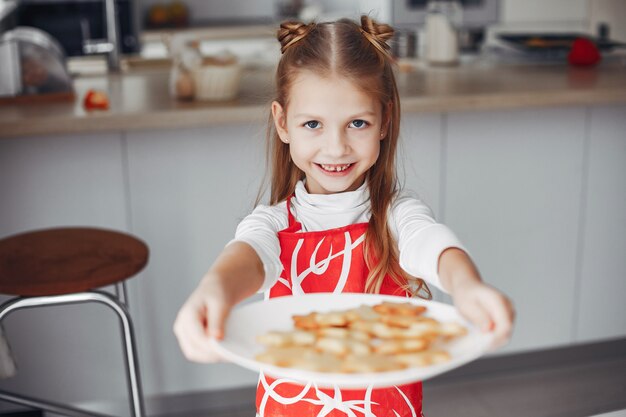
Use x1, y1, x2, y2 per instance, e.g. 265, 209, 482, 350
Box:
286, 196, 296, 227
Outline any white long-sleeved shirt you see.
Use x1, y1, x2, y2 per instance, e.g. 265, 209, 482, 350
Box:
232, 181, 466, 293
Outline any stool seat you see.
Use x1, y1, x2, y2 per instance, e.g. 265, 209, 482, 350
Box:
0, 227, 148, 297
0, 226, 148, 416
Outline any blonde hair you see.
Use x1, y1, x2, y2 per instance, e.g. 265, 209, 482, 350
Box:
263, 16, 431, 299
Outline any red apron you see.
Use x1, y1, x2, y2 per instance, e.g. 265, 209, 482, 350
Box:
255, 198, 423, 417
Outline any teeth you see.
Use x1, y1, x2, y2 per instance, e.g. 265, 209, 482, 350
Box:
320, 164, 352, 172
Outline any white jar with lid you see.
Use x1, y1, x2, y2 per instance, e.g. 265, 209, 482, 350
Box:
193, 51, 242, 101
425, 0, 463, 66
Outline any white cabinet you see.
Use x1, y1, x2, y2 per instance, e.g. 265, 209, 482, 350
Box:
400, 114, 444, 219
124, 125, 266, 395
400, 113, 449, 302
576, 105, 626, 342
0, 133, 128, 234
443, 107, 587, 353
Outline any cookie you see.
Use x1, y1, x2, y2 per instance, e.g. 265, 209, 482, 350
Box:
437, 322, 468, 338
315, 311, 349, 327
255, 346, 314, 367
289, 351, 344, 373
402, 320, 440, 339
293, 312, 320, 330
256, 330, 316, 347
380, 314, 421, 328
349, 320, 404, 339
255, 346, 343, 372
345, 305, 381, 322
317, 327, 372, 342
316, 336, 372, 356
341, 353, 408, 373
372, 301, 427, 317
374, 338, 429, 355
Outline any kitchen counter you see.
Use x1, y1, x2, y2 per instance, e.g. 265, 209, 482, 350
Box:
1, 57, 626, 138
141, 22, 276, 42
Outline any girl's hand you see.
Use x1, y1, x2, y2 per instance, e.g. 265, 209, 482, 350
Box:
173, 242, 265, 363
450, 280, 515, 349
438, 248, 515, 349
173, 275, 234, 363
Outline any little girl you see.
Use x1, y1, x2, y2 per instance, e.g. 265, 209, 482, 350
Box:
174, 16, 515, 417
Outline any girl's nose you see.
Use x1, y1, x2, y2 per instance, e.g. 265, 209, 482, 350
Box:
324, 130, 350, 158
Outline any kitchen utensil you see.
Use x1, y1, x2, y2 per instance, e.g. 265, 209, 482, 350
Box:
0, 26, 73, 98
193, 52, 242, 101
497, 33, 626, 59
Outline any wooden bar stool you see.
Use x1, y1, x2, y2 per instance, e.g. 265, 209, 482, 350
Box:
0, 227, 149, 417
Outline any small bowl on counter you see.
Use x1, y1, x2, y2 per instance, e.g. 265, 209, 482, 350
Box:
170, 47, 242, 102
192, 54, 242, 101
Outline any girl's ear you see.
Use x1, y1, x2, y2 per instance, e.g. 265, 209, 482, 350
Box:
380, 101, 393, 140
271, 101, 289, 143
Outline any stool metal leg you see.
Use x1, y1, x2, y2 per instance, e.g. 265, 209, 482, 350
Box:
0, 291, 145, 417
114, 281, 129, 307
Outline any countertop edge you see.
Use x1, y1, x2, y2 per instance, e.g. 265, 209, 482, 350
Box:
0, 105, 268, 139
401, 90, 626, 113
2, 91, 626, 139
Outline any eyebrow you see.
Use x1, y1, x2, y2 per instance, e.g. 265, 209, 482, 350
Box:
293, 111, 377, 119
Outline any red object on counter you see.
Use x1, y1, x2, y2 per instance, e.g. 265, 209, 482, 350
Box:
568, 38, 601, 67
83, 89, 110, 110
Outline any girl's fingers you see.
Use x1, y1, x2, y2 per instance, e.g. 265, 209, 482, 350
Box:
207, 299, 230, 341
460, 299, 492, 333
174, 299, 223, 362
174, 309, 207, 360
482, 290, 515, 348
181, 330, 213, 362
491, 295, 514, 335
455, 284, 515, 350
184, 335, 223, 362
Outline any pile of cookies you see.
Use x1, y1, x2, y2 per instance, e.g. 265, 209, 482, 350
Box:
255, 301, 467, 373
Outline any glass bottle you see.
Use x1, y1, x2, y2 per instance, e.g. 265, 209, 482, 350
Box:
425, 0, 463, 65
169, 40, 201, 101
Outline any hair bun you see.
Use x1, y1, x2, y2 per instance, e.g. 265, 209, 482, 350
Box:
277, 21, 316, 53
359, 15, 394, 55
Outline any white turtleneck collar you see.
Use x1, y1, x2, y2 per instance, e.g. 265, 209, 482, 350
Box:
291, 180, 371, 231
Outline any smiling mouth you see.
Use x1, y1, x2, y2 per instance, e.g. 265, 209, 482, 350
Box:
318, 163, 353, 172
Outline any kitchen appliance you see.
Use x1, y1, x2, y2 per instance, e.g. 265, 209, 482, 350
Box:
424, 0, 463, 65
0, 26, 73, 98
14, 0, 140, 58
0, 0, 18, 34
359, 0, 496, 55
481, 29, 626, 63
391, 0, 498, 29
497, 33, 626, 58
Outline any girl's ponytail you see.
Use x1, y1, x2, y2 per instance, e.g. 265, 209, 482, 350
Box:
359, 15, 394, 60
278, 21, 316, 54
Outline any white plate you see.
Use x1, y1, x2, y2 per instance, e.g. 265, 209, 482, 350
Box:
212, 293, 494, 389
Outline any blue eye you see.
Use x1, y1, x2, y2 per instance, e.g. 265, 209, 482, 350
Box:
350, 119, 369, 128
304, 121, 320, 129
